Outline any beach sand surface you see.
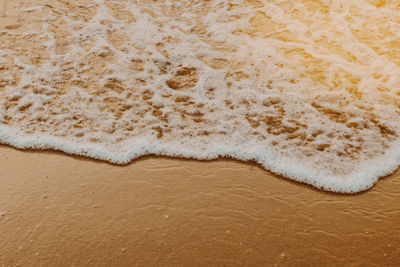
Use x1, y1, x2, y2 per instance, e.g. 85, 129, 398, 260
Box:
0, 145, 399, 266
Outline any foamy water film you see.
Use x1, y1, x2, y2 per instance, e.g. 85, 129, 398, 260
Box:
0, 0, 399, 192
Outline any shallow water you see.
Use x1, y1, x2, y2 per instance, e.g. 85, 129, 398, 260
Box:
0, 0, 399, 192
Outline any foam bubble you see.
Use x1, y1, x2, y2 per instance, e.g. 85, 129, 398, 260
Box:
0, 0, 399, 192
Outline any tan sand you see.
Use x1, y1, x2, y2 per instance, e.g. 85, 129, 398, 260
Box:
1, 1, 400, 265
0, 145, 399, 266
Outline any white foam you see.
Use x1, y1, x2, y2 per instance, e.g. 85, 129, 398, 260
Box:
0, 0, 399, 193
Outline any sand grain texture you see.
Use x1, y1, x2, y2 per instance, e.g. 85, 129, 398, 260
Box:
0, 146, 399, 266
1, 1, 400, 265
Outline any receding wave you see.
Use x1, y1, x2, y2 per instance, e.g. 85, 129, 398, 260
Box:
0, 0, 399, 192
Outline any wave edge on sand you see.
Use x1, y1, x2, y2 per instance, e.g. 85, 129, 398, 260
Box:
1, 125, 399, 193
1, 0, 399, 193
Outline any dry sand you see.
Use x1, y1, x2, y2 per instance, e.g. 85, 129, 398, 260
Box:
0, 145, 399, 266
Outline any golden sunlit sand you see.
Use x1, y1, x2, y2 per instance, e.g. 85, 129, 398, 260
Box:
0, 145, 399, 266
1, 0, 400, 265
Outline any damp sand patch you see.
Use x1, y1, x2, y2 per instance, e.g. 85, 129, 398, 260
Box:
0, 0, 399, 192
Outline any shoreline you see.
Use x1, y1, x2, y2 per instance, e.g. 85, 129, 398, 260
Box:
1, 143, 396, 195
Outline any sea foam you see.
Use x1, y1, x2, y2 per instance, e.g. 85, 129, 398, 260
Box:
0, 0, 399, 192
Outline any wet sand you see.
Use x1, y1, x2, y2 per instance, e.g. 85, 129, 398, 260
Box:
0, 145, 399, 266
1, 1, 400, 265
